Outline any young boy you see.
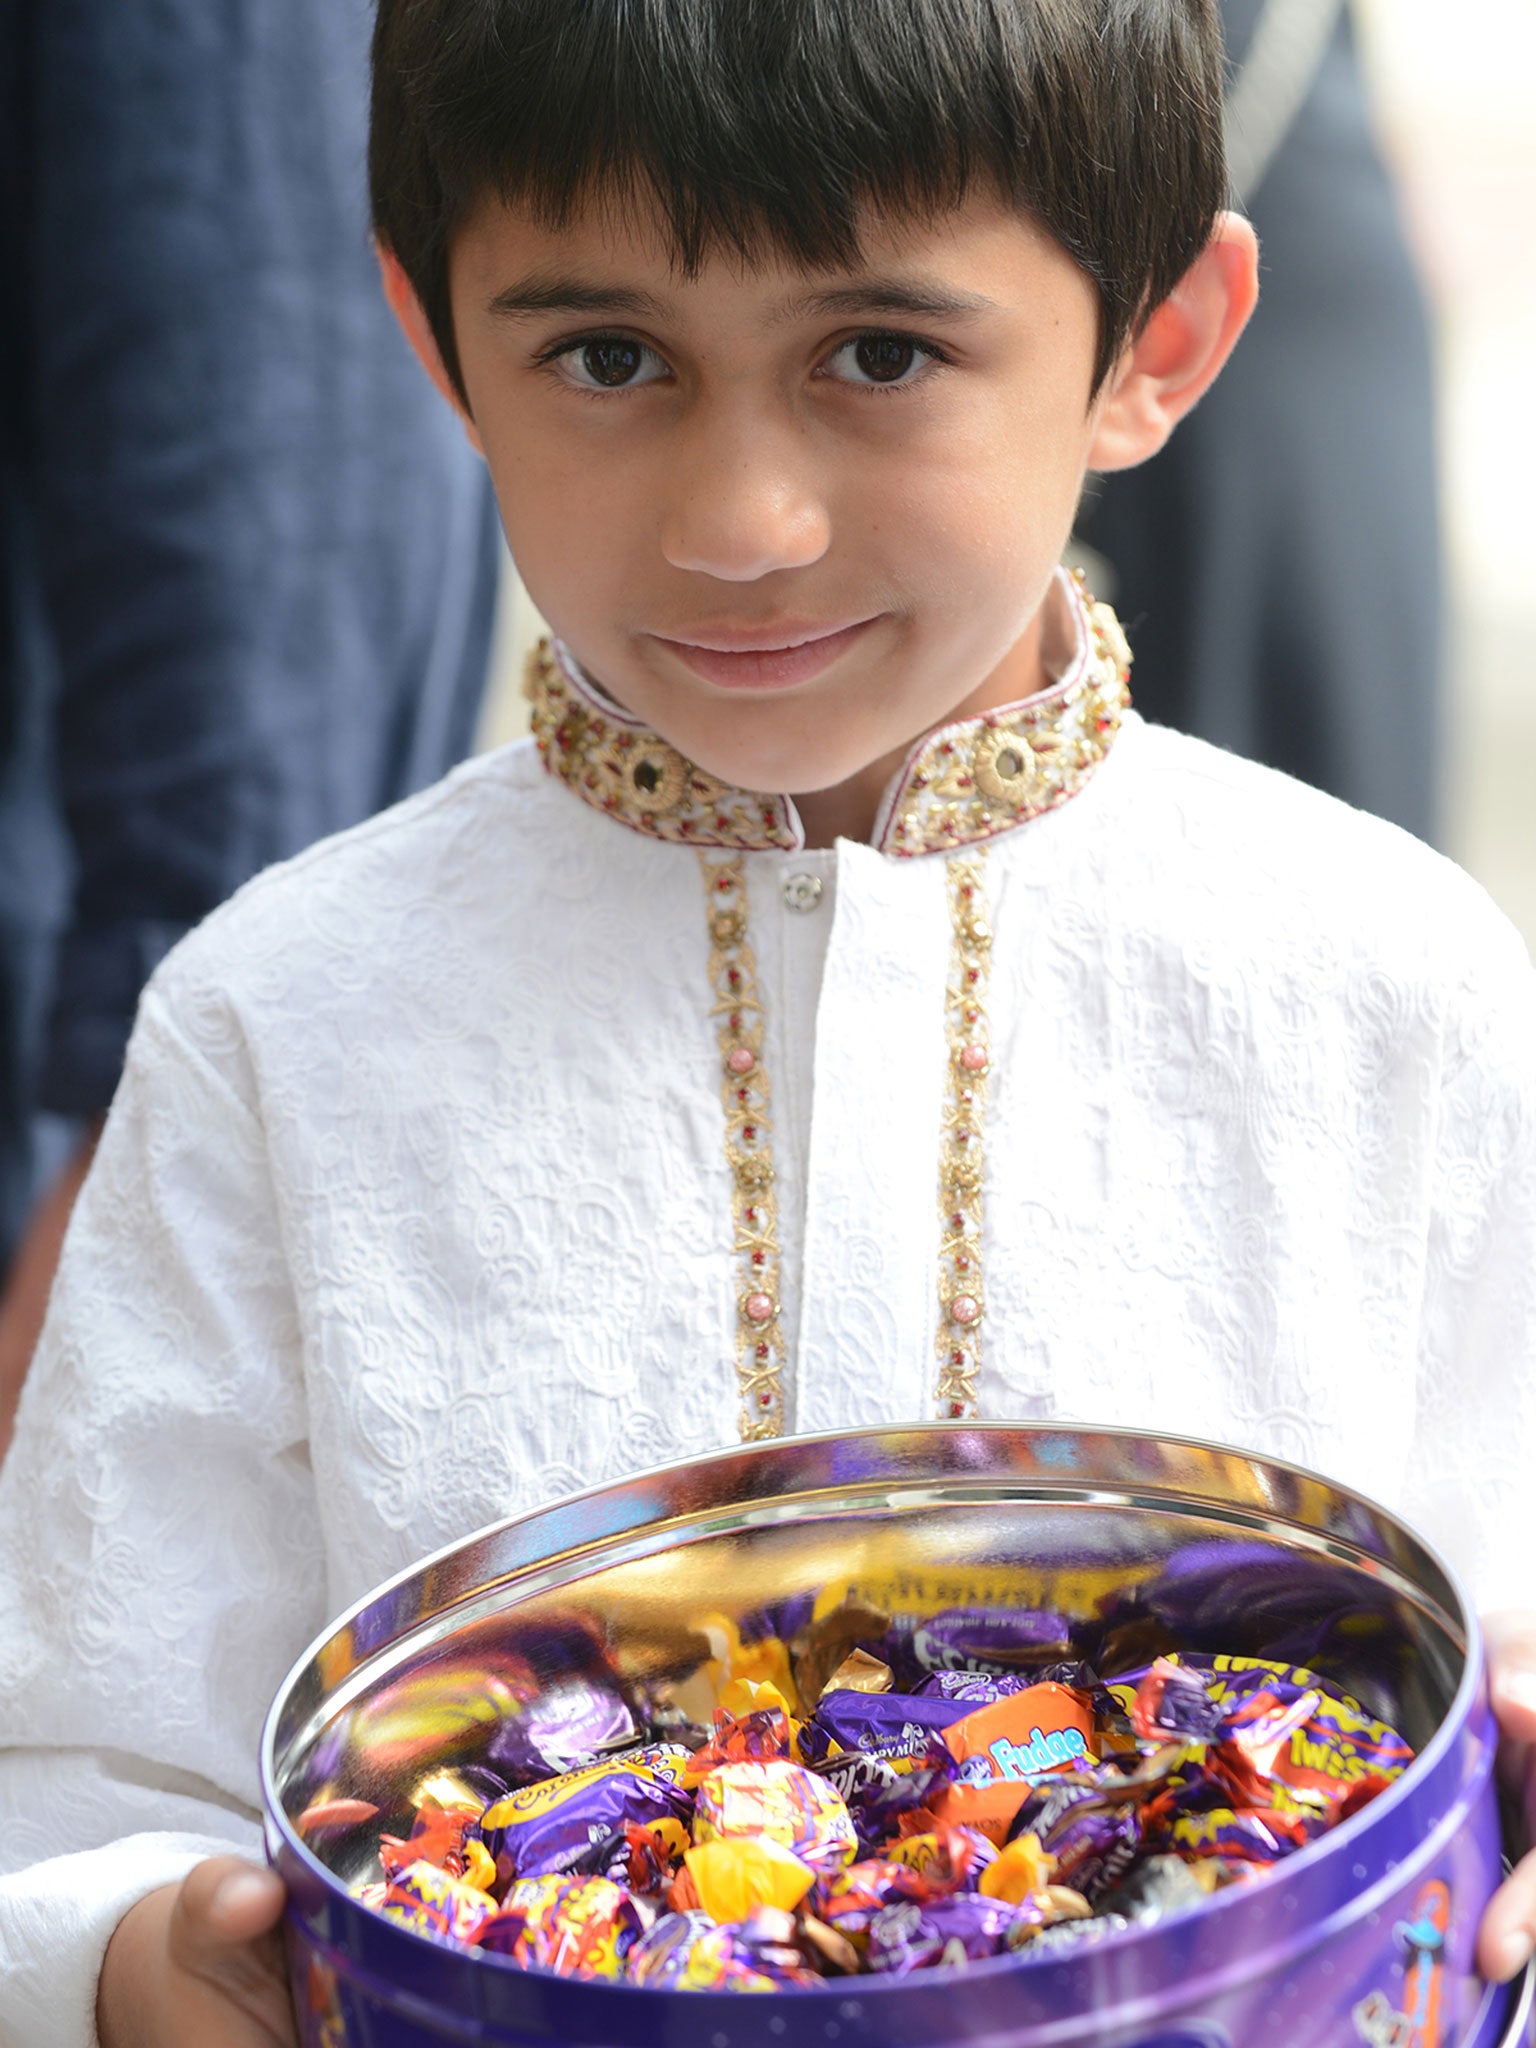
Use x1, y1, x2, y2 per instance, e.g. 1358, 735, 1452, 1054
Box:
3, 2, 1535, 2043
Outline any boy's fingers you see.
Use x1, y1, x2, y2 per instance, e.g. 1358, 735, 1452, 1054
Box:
170, 1858, 287, 1972
1488, 1617, 1536, 1746
1479, 1845, 1536, 1983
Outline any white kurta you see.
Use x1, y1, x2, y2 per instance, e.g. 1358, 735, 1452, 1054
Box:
2, 702, 1534, 2042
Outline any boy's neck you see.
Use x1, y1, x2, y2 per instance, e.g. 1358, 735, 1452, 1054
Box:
791, 602, 1054, 850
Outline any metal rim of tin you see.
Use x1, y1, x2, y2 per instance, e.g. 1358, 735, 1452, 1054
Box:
262, 1420, 1489, 2004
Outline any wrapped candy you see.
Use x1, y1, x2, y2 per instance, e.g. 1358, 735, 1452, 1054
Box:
684, 1836, 816, 1920
867, 1892, 1033, 1974
475, 1874, 643, 1978
378, 1861, 496, 1944
1011, 1910, 1132, 1958
626, 1909, 717, 1987
674, 1908, 821, 1991
487, 1681, 638, 1784
931, 1682, 1098, 1842
885, 1826, 998, 1893
816, 1857, 946, 1939
811, 1741, 957, 1850
481, 1749, 692, 1880
907, 1607, 1074, 1680
343, 1620, 1417, 1992
916, 1671, 1032, 1704
693, 1759, 858, 1875
1006, 1774, 1143, 1901
801, 1689, 973, 1765
684, 1706, 794, 1784
1099, 1853, 1216, 1925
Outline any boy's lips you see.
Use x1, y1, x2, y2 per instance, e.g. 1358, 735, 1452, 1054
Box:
649, 616, 880, 691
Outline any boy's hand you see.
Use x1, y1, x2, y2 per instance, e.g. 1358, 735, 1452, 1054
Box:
1480, 1613, 1536, 1983
98, 1857, 296, 2048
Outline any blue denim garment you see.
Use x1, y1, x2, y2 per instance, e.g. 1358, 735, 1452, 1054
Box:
0, 0, 499, 1255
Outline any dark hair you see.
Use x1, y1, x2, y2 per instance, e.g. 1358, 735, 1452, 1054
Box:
371, 0, 1227, 402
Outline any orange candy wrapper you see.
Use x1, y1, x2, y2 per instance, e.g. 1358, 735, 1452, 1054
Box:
931, 1683, 1098, 1843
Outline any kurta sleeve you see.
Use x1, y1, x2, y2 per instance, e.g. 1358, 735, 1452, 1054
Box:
0, 974, 326, 2047
1407, 903, 1536, 1616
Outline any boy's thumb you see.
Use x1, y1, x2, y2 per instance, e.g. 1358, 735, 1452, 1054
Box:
171, 1857, 287, 1970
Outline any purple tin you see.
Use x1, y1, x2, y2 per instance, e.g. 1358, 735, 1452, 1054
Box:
262, 1424, 1534, 2047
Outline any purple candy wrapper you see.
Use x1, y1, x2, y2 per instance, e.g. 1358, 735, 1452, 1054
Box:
481, 1749, 692, 1879
915, 1670, 1033, 1704
674, 1908, 821, 1992
810, 1741, 956, 1852
487, 1681, 638, 1783
867, 1892, 1031, 1974
1007, 1775, 1142, 1901
802, 1690, 972, 1765
625, 1910, 716, 1988
905, 1607, 1074, 1680
1009, 1909, 1132, 1958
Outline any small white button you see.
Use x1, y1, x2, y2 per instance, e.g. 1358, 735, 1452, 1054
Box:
783, 873, 824, 913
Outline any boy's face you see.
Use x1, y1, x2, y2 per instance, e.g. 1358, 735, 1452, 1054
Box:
442, 189, 1152, 801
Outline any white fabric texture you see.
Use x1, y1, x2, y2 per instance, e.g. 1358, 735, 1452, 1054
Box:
2, 710, 1535, 2042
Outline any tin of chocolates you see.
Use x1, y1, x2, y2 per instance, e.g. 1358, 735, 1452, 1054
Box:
263, 1423, 1533, 2047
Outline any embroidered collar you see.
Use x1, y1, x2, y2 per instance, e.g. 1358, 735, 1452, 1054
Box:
525, 567, 1132, 858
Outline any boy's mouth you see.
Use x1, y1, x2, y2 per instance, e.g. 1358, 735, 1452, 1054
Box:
649, 616, 880, 692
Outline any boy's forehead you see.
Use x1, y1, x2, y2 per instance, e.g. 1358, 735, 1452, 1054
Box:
454, 184, 1080, 323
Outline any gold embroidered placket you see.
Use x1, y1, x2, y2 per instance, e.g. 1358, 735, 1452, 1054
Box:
935, 853, 993, 1419
698, 853, 789, 1441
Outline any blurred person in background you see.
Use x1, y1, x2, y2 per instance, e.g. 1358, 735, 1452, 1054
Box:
1078, 0, 1443, 841
0, 0, 499, 1454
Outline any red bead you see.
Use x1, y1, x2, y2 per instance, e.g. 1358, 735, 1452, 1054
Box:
756, 1344, 770, 1360
951, 1349, 966, 1367
743, 1125, 757, 1142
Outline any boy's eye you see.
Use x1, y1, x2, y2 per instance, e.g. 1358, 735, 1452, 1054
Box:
821, 332, 944, 388
552, 337, 670, 390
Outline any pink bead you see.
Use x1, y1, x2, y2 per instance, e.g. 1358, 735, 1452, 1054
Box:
950, 1294, 981, 1327
728, 1047, 756, 1075
745, 1292, 775, 1325
960, 1043, 989, 1073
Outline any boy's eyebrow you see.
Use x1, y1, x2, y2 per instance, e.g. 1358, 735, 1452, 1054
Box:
485, 276, 998, 324
777, 280, 998, 321
486, 278, 670, 320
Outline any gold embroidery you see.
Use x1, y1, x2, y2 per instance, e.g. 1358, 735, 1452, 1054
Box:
524, 575, 1132, 862
881, 585, 1132, 858
699, 853, 788, 1441
526, 644, 798, 850
934, 853, 994, 1420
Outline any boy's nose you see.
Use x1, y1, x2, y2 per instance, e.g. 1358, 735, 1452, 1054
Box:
659, 423, 832, 581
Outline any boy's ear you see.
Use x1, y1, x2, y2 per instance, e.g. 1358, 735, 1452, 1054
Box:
1086, 213, 1260, 473
376, 244, 486, 456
